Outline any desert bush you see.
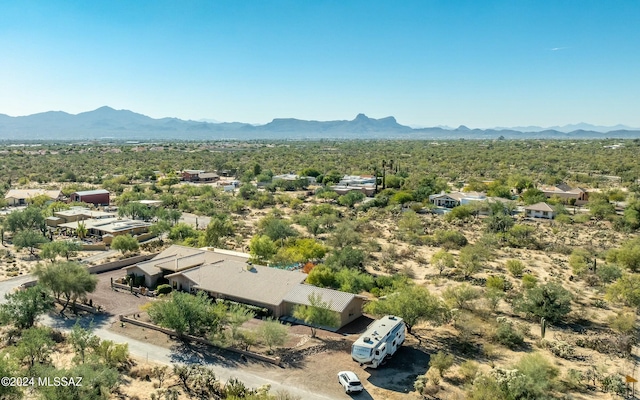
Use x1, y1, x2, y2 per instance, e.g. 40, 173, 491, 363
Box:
156, 284, 172, 295
608, 311, 636, 334
493, 319, 524, 349
522, 273, 537, 289
540, 339, 575, 359
443, 283, 481, 310
433, 229, 468, 249
459, 360, 480, 384
486, 275, 506, 291
597, 263, 622, 284
506, 259, 524, 277
429, 351, 454, 377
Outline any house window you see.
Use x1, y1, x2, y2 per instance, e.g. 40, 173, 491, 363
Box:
542, 211, 548, 216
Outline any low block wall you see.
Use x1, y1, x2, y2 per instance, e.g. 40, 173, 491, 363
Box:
119, 315, 281, 366
86, 253, 158, 274
81, 243, 107, 251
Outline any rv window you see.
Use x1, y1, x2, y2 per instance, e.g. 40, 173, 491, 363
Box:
375, 350, 380, 355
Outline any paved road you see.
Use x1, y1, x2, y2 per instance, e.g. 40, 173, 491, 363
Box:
180, 212, 211, 229
0, 275, 335, 400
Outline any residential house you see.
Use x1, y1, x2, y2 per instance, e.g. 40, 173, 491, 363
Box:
70, 189, 110, 206
166, 260, 307, 317
540, 184, 589, 205
428, 191, 487, 208
123, 245, 250, 288
47, 207, 116, 228
58, 217, 151, 242
524, 202, 556, 219
4, 189, 62, 206
282, 284, 365, 328
330, 175, 377, 197
180, 170, 220, 182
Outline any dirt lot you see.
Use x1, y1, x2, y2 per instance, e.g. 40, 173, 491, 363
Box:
87, 269, 152, 317
111, 316, 428, 399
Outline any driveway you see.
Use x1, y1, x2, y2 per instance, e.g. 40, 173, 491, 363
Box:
86, 269, 152, 317
180, 212, 210, 229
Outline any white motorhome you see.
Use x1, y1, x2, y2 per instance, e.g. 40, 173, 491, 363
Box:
351, 315, 405, 368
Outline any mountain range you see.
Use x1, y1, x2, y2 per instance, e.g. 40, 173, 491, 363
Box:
0, 106, 639, 141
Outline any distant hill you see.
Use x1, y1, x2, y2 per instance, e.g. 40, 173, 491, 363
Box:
1, 106, 639, 141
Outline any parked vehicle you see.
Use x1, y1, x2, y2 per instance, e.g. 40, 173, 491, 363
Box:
337, 370, 364, 394
351, 315, 405, 368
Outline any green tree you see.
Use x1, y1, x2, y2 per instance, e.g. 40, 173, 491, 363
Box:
0, 285, 54, 330
325, 246, 365, 271
41, 241, 83, 262
431, 249, 455, 275
337, 191, 365, 208
258, 216, 297, 243
14, 327, 55, 368
606, 274, 640, 308
13, 229, 49, 256
203, 215, 235, 247
429, 351, 454, 377
36, 362, 119, 400
249, 235, 278, 264
68, 322, 100, 364
110, 234, 139, 255
293, 292, 340, 338
514, 282, 572, 322
258, 318, 288, 350
168, 223, 199, 242
227, 304, 255, 345
0, 352, 22, 399
147, 291, 227, 337
521, 188, 546, 205
365, 285, 449, 335
607, 237, 640, 272
442, 283, 481, 310
569, 248, 592, 276
35, 261, 98, 314
458, 245, 487, 279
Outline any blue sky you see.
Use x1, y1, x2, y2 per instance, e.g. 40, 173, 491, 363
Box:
1, 1, 639, 128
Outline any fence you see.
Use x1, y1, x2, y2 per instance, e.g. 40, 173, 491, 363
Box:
118, 315, 281, 366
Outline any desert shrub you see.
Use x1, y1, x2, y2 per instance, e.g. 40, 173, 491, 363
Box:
597, 263, 622, 284
573, 213, 591, 224
506, 259, 524, 277
459, 360, 480, 384
606, 274, 640, 308
514, 282, 572, 323
443, 283, 481, 310
608, 311, 636, 334
433, 229, 468, 249
569, 248, 592, 276
156, 284, 172, 295
486, 275, 506, 291
429, 351, 454, 377
493, 320, 524, 349
522, 274, 537, 289
540, 339, 575, 359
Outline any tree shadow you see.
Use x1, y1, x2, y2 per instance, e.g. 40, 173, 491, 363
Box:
168, 341, 276, 371
366, 346, 430, 393
42, 312, 111, 331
